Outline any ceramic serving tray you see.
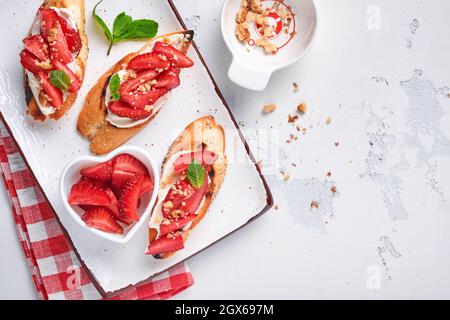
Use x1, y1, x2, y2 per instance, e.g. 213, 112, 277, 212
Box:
0, 0, 272, 296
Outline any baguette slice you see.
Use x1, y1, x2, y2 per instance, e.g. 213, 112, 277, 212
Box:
77, 30, 194, 155
26, 0, 88, 121
147, 116, 227, 259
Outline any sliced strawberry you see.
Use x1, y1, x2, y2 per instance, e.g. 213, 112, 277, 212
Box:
146, 234, 184, 256
127, 53, 170, 71
20, 50, 43, 74
119, 69, 159, 96
140, 176, 154, 197
160, 215, 196, 237
180, 176, 208, 214
39, 8, 58, 38
53, 60, 81, 93
162, 180, 195, 218
153, 68, 180, 90
68, 180, 110, 207
48, 20, 73, 65
37, 71, 64, 108
80, 160, 112, 181
113, 153, 149, 176
121, 88, 168, 109
119, 173, 144, 222
111, 153, 149, 189
173, 151, 217, 174
104, 188, 125, 221
153, 42, 194, 68
108, 101, 152, 121
111, 169, 136, 190
77, 176, 108, 190
57, 15, 81, 53
23, 35, 49, 62
82, 207, 123, 234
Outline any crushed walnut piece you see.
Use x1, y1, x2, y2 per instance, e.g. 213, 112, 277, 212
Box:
292, 82, 299, 92
255, 37, 277, 54
281, 170, 291, 181
47, 28, 57, 43
235, 0, 293, 55
36, 60, 53, 70
331, 186, 337, 193
288, 114, 298, 123
297, 102, 307, 114
325, 116, 332, 125
262, 103, 277, 114
310, 201, 319, 209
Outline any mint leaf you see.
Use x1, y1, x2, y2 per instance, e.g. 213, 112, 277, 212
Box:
113, 12, 132, 39
116, 19, 158, 40
92, 1, 159, 55
109, 74, 121, 100
49, 70, 71, 91
93, 0, 112, 42
186, 160, 205, 189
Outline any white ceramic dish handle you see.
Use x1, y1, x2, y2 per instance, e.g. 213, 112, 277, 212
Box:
228, 57, 272, 91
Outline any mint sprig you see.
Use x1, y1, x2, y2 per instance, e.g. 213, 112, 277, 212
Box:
109, 74, 121, 100
93, 0, 158, 55
186, 160, 205, 189
49, 70, 71, 91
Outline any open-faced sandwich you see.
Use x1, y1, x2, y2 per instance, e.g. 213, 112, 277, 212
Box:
146, 116, 227, 259
77, 30, 195, 155
20, 0, 88, 121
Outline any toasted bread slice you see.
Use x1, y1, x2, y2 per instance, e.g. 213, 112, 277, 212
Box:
26, 0, 88, 121
77, 30, 194, 155
148, 116, 227, 259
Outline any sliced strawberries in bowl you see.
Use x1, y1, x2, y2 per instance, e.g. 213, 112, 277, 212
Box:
60, 146, 159, 243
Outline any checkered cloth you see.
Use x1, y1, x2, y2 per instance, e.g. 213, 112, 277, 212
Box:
0, 120, 194, 300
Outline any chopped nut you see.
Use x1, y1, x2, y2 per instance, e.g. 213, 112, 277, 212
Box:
326, 116, 332, 125
255, 37, 277, 54
35, 60, 52, 70
236, 6, 248, 23
292, 82, 300, 92
47, 28, 57, 43
281, 170, 291, 181
248, 0, 263, 13
310, 201, 319, 209
297, 102, 307, 114
235, 22, 250, 42
163, 201, 173, 209
331, 186, 337, 193
262, 103, 277, 114
288, 114, 298, 123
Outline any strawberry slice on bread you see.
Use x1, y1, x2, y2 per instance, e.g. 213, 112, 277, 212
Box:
78, 30, 194, 155
147, 116, 227, 259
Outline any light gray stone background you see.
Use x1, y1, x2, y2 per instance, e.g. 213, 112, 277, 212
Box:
1, 0, 449, 299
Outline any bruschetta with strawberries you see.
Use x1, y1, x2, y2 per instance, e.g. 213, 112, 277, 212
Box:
20, 0, 88, 121
77, 30, 195, 155
146, 116, 227, 259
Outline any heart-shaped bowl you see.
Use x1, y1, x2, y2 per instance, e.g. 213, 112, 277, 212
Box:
59, 146, 160, 244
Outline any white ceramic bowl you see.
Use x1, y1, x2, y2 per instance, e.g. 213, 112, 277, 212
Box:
59, 146, 160, 244
221, 0, 318, 91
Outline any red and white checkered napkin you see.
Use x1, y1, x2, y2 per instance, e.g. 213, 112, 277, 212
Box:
0, 121, 194, 300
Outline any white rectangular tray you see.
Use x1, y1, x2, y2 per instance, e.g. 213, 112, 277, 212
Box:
0, 0, 272, 296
